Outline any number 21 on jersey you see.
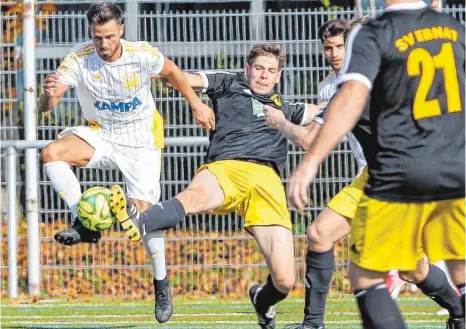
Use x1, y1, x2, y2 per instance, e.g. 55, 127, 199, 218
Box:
407, 42, 462, 120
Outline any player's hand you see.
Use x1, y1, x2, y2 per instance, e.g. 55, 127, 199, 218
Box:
43, 73, 60, 98
192, 103, 216, 130
287, 158, 319, 211
264, 105, 286, 129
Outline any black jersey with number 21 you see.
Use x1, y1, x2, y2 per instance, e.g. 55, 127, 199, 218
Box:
338, 2, 465, 202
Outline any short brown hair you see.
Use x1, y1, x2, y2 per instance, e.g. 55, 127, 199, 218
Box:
87, 2, 123, 26
247, 43, 286, 69
318, 19, 347, 43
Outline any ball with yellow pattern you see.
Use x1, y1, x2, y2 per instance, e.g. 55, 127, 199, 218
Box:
77, 187, 116, 231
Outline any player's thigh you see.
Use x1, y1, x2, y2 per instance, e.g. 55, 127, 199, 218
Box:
116, 147, 162, 205
177, 167, 226, 214
423, 198, 465, 265
307, 207, 351, 252
350, 196, 424, 272
41, 134, 95, 167
249, 225, 295, 289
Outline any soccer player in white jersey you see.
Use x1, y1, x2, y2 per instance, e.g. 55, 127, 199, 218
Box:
264, 18, 463, 329
38, 2, 214, 323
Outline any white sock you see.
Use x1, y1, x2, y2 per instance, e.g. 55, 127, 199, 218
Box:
143, 230, 167, 280
44, 161, 81, 220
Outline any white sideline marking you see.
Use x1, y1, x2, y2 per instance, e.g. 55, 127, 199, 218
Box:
4, 320, 446, 325
1, 312, 444, 319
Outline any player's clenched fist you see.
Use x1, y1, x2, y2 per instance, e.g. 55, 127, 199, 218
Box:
192, 103, 216, 131
43, 73, 60, 98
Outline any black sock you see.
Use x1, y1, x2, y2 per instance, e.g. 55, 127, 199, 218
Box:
416, 263, 464, 318
154, 277, 169, 290
355, 283, 406, 329
142, 198, 185, 232
303, 248, 335, 328
456, 283, 465, 315
255, 274, 288, 314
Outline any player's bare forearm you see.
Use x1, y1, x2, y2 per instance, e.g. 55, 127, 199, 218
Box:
278, 121, 320, 151
303, 81, 369, 165
38, 93, 60, 113
161, 60, 204, 109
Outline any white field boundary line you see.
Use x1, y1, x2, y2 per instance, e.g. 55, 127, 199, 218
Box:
1, 312, 444, 319
5, 297, 433, 308
2, 320, 447, 325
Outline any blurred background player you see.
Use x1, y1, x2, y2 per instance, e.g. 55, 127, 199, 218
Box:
37, 2, 214, 323
111, 43, 319, 329
287, 2, 465, 329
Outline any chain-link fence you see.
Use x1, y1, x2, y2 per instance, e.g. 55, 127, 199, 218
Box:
1, 2, 465, 298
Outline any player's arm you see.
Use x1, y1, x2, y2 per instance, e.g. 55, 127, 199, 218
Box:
38, 74, 71, 113
158, 59, 215, 130
38, 51, 80, 113
264, 103, 323, 150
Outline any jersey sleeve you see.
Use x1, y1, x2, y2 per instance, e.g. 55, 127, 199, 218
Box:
336, 24, 382, 90
195, 71, 236, 99
56, 52, 81, 87
142, 42, 165, 75
312, 105, 326, 125
283, 101, 308, 125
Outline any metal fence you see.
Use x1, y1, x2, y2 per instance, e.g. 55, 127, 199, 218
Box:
1, 3, 465, 298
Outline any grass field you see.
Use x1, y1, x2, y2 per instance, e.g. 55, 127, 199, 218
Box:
1, 295, 448, 329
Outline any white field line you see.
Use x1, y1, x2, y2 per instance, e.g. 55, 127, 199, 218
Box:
1, 312, 443, 320
3, 320, 446, 325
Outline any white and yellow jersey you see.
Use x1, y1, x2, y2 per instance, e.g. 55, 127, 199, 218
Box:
315, 72, 367, 173
57, 39, 164, 149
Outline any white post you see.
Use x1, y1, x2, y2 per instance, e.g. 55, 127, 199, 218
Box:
251, 0, 264, 41
7, 147, 18, 299
22, 0, 41, 296
125, 0, 139, 41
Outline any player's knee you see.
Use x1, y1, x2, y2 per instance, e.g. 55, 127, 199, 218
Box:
272, 272, 295, 293
398, 269, 425, 284
41, 143, 63, 163
177, 185, 209, 212
307, 224, 328, 250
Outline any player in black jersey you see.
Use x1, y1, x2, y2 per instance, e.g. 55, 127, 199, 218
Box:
288, 3, 465, 329
109, 44, 319, 329
265, 16, 464, 329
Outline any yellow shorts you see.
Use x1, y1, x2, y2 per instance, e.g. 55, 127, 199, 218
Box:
327, 167, 368, 220
350, 196, 465, 272
198, 160, 291, 230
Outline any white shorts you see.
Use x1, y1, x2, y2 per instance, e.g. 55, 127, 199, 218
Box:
59, 126, 161, 204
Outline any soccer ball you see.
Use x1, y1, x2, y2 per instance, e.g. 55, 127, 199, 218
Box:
77, 186, 116, 231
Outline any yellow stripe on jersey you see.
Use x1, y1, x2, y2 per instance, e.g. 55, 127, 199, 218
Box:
75, 44, 95, 58
87, 120, 101, 131
57, 52, 78, 74
125, 41, 161, 57
151, 109, 165, 149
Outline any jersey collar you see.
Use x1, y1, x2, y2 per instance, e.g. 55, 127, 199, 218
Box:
385, 1, 428, 11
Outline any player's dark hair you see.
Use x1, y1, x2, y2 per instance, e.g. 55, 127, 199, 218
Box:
87, 2, 124, 25
318, 19, 347, 43
248, 43, 286, 69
